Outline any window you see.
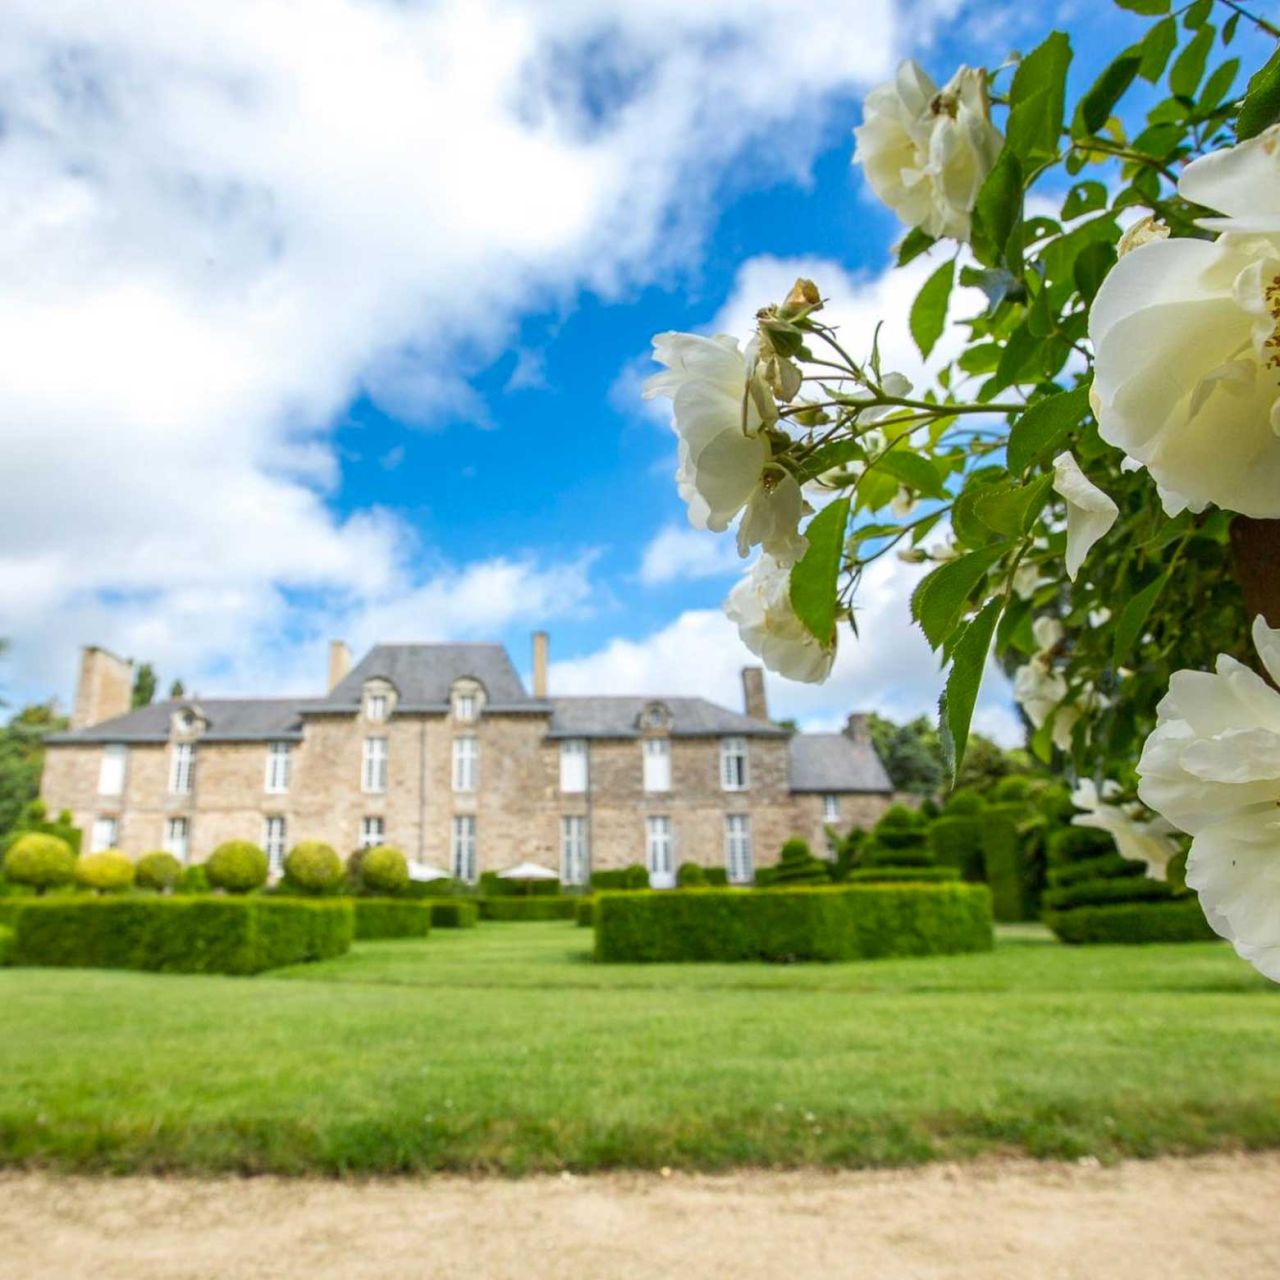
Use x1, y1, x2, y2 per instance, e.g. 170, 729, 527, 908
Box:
559, 739, 588, 793
362, 736, 388, 793
456, 693, 477, 722
163, 817, 189, 862
725, 814, 753, 884
642, 738, 671, 792
169, 742, 195, 795
451, 815, 477, 882
645, 815, 674, 888
98, 744, 126, 796
264, 742, 291, 794
561, 816, 589, 886
452, 736, 478, 792
720, 736, 748, 791
263, 816, 286, 872
359, 816, 385, 850
823, 794, 841, 823
366, 693, 388, 722
90, 815, 118, 852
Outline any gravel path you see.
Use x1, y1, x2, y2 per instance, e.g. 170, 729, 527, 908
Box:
4, 1154, 1279, 1279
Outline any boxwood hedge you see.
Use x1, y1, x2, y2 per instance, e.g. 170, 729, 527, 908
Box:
594, 883, 992, 964
1044, 900, 1218, 945
0, 924, 11, 966
425, 899, 479, 928
478, 896, 577, 921
575, 897, 595, 927
353, 898, 432, 940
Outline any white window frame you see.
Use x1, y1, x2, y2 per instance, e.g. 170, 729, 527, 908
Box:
452, 736, 478, 793
264, 742, 291, 794
451, 815, 477, 883
359, 816, 385, 850
561, 815, 589, 886
163, 816, 189, 862
90, 815, 118, 852
822, 794, 841, 823
559, 739, 588, 794
642, 737, 671, 793
645, 815, 674, 889
455, 692, 477, 722
366, 693, 389, 722
725, 814, 753, 885
263, 816, 286, 872
169, 742, 195, 795
362, 736, 388, 794
98, 743, 127, 797
720, 736, 748, 791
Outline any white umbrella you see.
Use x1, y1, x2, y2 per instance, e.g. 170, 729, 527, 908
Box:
497, 860, 558, 880
408, 862, 451, 882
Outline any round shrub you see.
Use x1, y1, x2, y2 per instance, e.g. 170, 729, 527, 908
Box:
75, 849, 135, 893
360, 845, 409, 896
944, 787, 986, 816
136, 850, 183, 892
206, 841, 269, 894
5, 832, 76, 894
991, 774, 1038, 803
283, 841, 343, 895
677, 861, 707, 888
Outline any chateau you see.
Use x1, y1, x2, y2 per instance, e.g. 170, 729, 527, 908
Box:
41, 635, 894, 886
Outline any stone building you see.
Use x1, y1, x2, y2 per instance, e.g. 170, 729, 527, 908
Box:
41, 635, 894, 886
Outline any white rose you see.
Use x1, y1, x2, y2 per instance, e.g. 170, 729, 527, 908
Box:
1012, 616, 1098, 751
1089, 126, 1280, 518
1070, 779, 1182, 881
1051, 452, 1118, 581
853, 61, 1002, 242
724, 555, 836, 684
1137, 615, 1280, 980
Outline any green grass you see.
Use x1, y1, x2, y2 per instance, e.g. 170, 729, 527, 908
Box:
0, 921, 1277, 1175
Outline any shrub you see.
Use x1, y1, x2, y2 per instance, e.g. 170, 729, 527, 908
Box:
591, 864, 649, 891
1048, 825, 1114, 866
857, 806, 942, 881
1045, 899, 1218, 945
927, 816, 986, 881
7, 897, 353, 974
576, 897, 596, 927
844, 865, 959, 883
0, 924, 11, 966
991, 774, 1036, 803
283, 842, 343, 896
595, 883, 993, 963
478, 896, 577, 921
206, 841, 269, 894
353, 898, 432, 940
4, 833, 76, 895
177, 863, 210, 895
1048, 854, 1147, 889
479, 870, 561, 897
980, 808, 1027, 922
704, 867, 729, 888
406, 877, 461, 899
943, 788, 986, 816
360, 846, 410, 896
74, 849, 135, 894
764, 838, 831, 888
425, 899, 478, 928
1042, 875, 1177, 913
0, 804, 82, 868
677, 862, 707, 887
135, 851, 182, 893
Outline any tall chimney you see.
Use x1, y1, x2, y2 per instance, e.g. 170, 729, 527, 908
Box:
845, 711, 871, 745
70, 646, 134, 730
742, 666, 768, 721
532, 631, 549, 699
328, 640, 352, 692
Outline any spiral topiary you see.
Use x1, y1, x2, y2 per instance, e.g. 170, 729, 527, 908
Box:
360, 845, 409, 896
283, 841, 343, 895
5, 832, 76, 894
136, 850, 183, 892
206, 840, 269, 894
75, 849, 136, 893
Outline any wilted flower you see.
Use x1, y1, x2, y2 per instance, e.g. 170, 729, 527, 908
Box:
1070, 779, 1182, 881
1051, 452, 1118, 581
724, 555, 835, 684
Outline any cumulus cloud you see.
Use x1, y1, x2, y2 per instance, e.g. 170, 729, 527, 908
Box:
637, 525, 743, 586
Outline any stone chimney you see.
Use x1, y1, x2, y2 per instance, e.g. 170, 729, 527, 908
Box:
328, 640, 352, 691
742, 666, 768, 721
70, 646, 134, 731
532, 631, 549, 699
844, 711, 872, 745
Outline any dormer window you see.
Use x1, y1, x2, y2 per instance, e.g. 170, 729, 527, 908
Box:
637, 701, 672, 732
456, 693, 476, 722
451, 678, 485, 722
367, 693, 388, 722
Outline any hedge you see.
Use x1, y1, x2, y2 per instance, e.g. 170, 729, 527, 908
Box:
6, 897, 353, 974
425, 899, 479, 929
980, 806, 1027, 922
576, 897, 596, 927
927, 816, 986, 881
1044, 899, 1218, 945
479, 870, 561, 897
353, 898, 432, 940
1042, 875, 1177, 914
590, 865, 649, 891
0, 924, 11, 966
478, 896, 577, 921
1048, 853, 1147, 889
594, 883, 993, 963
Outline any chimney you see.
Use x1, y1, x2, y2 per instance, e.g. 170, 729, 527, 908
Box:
844, 712, 872, 745
532, 631, 549, 699
328, 640, 352, 691
70, 646, 134, 730
742, 666, 768, 721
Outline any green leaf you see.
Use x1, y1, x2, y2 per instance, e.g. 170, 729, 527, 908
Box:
1074, 52, 1142, 136
1169, 23, 1214, 98
972, 150, 1023, 268
939, 597, 1004, 783
1138, 17, 1177, 82
1112, 571, 1169, 664
1073, 240, 1117, 303
1238, 46, 1280, 140
1006, 32, 1072, 164
1114, 0, 1169, 12
897, 227, 936, 266
1061, 180, 1108, 220
1006, 383, 1093, 473
909, 259, 955, 359
1182, 0, 1212, 28
794, 438, 864, 484
1224, 10, 1240, 43
974, 474, 1054, 536
911, 545, 1007, 650
1199, 58, 1240, 115
875, 450, 948, 500
789, 498, 849, 648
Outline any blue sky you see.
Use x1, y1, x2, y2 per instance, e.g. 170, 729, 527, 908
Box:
0, 0, 1267, 735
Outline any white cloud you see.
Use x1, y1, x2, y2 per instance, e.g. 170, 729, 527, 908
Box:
637, 524, 743, 586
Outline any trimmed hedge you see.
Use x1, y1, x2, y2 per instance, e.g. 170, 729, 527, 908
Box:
594, 883, 993, 963
1049, 853, 1147, 889
479, 870, 561, 897
1045, 899, 1218, 945
1042, 875, 1177, 913
7, 897, 353, 974
353, 898, 432, 940
0, 924, 11, 965
980, 806, 1027, 922
576, 897, 596, 927
928, 816, 986, 881
426, 899, 479, 929
591, 865, 650, 891
478, 896, 577, 921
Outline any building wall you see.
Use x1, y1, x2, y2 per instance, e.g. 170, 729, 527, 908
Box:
791, 792, 894, 856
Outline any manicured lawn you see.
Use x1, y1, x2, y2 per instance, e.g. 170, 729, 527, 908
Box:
0, 921, 1277, 1174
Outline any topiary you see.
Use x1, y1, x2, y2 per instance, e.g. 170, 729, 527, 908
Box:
5, 832, 76, 894
283, 841, 343, 895
136, 851, 183, 893
944, 787, 986, 816
206, 841, 269, 894
677, 861, 708, 887
991, 774, 1037, 803
360, 845, 409, 896
177, 863, 210, 894
858, 806, 943, 881
74, 849, 135, 893
765, 838, 831, 888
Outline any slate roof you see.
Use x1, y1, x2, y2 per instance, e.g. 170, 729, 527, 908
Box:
788, 733, 894, 794
45, 699, 308, 745
547, 696, 787, 739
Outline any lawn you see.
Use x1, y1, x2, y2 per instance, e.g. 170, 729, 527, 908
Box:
0, 921, 1277, 1175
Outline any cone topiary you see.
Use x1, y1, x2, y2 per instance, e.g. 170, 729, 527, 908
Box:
764, 838, 831, 888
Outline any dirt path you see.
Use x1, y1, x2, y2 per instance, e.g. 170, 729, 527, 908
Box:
4, 1154, 1279, 1279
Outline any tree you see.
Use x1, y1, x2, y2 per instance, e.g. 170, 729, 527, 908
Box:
0, 703, 67, 838
168, 679, 185, 698
867, 715, 943, 796
131, 662, 157, 708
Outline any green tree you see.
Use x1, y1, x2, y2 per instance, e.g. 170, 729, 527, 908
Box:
0, 703, 67, 838
131, 663, 157, 708
168, 679, 185, 698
